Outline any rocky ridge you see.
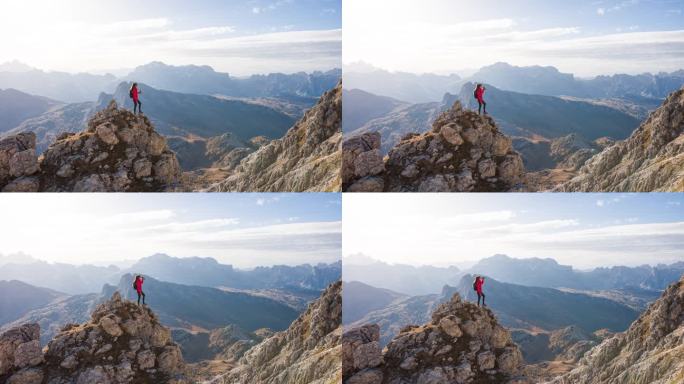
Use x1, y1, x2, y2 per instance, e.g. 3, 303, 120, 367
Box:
208, 82, 342, 192
218, 281, 342, 384
551, 274, 684, 384
344, 293, 527, 384
559, 87, 684, 191
0, 101, 182, 192
343, 102, 525, 192
0, 291, 187, 383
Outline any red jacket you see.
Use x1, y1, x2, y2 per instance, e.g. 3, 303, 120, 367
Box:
135, 278, 143, 292
475, 278, 484, 293
475, 87, 485, 102
131, 86, 140, 102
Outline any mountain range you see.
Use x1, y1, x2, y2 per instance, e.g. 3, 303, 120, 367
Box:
0, 61, 340, 103
344, 61, 684, 102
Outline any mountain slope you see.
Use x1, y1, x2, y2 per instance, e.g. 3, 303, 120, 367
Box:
220, 281, 342, 384
0, 280, 64, 324
0, 89, 60, 133
342, 89, 409, 133
454, 82, 639, 141
208, 82, 342, 192
342, 281, 408, 324
553, 274, 684, 384
101, 82, 295, 140
559, 86, 684, 191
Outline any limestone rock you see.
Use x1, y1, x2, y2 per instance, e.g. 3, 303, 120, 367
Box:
208, 82, 342, 192
343, 101, 525, 192
559, 87, 684, 191
552, 275, 684, 384
345, 293, 526, 384
219, 281, 342, 384
2, 291, 188, 384
0, 101, 182, 192
343, 132, 385, 191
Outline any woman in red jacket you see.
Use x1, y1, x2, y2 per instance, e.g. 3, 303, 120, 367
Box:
134, 275, 146, 305
130, 83, 142, 115
475, 276, 486, 307
475, 84, 486, 115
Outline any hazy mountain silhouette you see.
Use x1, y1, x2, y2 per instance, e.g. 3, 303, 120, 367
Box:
344, 63, 461, 103
0, 89, 62, 133
125, 61, 340, 99
343, 258, 460, 295
0, 261, 121, 294
342, 281, 408, 324
0, 66, 117, 102
342, 88, 409, 133
0, 280, 64, 324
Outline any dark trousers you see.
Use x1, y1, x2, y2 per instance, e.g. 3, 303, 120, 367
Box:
137, 290, 146, 305
133, 100, 142, 114
477, 292, 485, 306
478, 100, 486, 115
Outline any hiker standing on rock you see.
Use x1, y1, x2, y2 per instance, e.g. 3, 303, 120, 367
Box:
133, 275, 146, 306
474, 276, 486, 306
130, 83, 142, 115
474, 84, 487, 115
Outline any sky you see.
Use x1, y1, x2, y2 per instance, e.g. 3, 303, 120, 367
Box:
0, 0, 341, 75
343, 0, 684, 77
343, 193, 684, 270
0, 193, 341, 268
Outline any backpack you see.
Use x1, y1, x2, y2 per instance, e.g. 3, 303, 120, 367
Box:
473, 89, 478, 99
129, 89, 134, 99
473, 280, 478, 291
132, 281, 136, 289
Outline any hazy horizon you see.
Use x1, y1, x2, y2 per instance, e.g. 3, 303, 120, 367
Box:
0, 0, 341, 76
343, 193, 684, 269
344, 0, 684, 77
0, 194, 341, 268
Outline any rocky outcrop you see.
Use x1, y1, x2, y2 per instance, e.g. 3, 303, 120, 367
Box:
342, 132, 385, 192
343, 102, 525, 192
219, 281, 342, 384
0, 324, 43, 382
1, 292, 188, 384
0, 101, 182, 192
208, 82, 342, 192
552, 275, 684, 384
0, 133, 40, 192
345, 293, 527, 384
559, 87, 684, 191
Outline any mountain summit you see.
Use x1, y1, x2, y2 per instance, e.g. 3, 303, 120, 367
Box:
0, 101, 182, 192
0, 291, 187, 383
343, 292, 525, 384
343, 101, 525, 192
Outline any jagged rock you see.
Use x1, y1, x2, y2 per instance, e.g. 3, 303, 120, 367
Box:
2, 291, 188, 384
552, 274, 684, 384
208, 82, 342, 192
220, 281, 342, 384
0, 133, 39, 189
343, 325, 383, 383
343, 102, 525, 192
0, 101, 182, 192
559, 87, 684, 191
346, 294, 526, 384
0, 323, 43, 379
343, 132, 384, 191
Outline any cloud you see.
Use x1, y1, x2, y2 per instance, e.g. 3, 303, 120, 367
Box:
597, 7, 606, 15
256, 196, 281, 206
